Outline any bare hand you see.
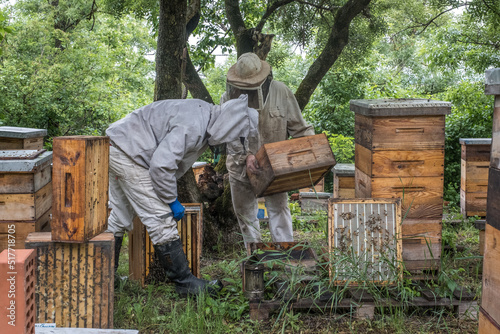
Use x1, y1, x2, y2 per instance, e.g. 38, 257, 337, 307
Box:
246, 155, 260, 174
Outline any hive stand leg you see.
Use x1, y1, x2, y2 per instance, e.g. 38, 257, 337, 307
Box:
455, 301, 478, 320
354, 305, 375, 320
249, 301, 270, 321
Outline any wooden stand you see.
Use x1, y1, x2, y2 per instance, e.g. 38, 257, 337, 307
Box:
128, 204, 203, 287
351, 99, 450, 275
51, 136, 109, 243
25, 232, 114, 329
248, 134, 336, 197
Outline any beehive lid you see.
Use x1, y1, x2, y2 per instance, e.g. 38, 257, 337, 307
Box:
0, 150, 53, 172
0, 126, 47, 138
459, 138, 492, 145
333, 163, 355, 176
350, 98, 451, 116
485, 68, 500, 95
299, 192, 332, 199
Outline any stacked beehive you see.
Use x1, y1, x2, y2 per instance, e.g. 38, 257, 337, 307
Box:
25, 136, 113, 328
351, 99, 451, 276
332, 163, 355, 199
0, 127, 52, 253
460, 138, 491, 218
479, 68, 500, 333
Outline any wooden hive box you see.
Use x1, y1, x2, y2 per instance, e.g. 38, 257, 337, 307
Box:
0, 150, 53, 253
0, 126, 47, 150
460, 138, 491, 217
299, 191, 331, 213
327, 198, 403, 285
128, 204, 203, 287
51, 136, 109, 243
351, 99, 450, 274
479, 68, 500, 334
332, 163, 355, 198
299, 177, 325, 193
248, 134, 336, 197
25, 232, 114, 329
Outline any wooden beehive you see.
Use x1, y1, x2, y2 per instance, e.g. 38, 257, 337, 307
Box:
51, 136, 109, 243
128, 203, 203, 287
0, 126, 47, 150
479, 68, 500, 334
299, 177, 325, 193
328, 198, 403, 285
299, 192, 331, 213
352, 99, 450, 274
333, 163, 355, 198
25, 232, 114, 329
460, 138, 491, 217
246, 242, 319, 273
0, 150, 52, 253
248, 134, 336, 197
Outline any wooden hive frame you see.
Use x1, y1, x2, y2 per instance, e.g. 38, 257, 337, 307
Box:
128, 203, 203, 287
327, 198, 403, 285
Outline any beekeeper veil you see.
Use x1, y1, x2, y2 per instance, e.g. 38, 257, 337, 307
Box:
207, 94, 259, 147
226, 52, 272, 110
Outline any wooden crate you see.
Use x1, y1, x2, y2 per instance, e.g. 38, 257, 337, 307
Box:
299, 177, 324, 193
332, 163, 355, 199
25, 232, 114, 329
0, 126, 47, 150
327, 198, 403, 285
52, 136, 109, 243
460, 138, 491, 217
128, 204, 203, 287
248, 134, 336, 197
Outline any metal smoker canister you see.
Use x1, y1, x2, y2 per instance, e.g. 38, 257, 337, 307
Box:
243, 261, 264, 300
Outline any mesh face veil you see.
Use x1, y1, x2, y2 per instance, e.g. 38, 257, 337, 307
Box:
226, 76, 271, 111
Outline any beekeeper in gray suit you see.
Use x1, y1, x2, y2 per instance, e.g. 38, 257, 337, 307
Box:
221, 53, 315, 247
106, 95, 258, 296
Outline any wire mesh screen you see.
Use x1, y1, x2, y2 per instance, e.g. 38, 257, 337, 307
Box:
328, 198, 402, 285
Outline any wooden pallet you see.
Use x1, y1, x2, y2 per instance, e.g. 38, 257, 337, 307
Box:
249, 285, 477, 321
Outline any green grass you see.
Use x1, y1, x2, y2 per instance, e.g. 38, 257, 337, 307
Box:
113, 203, 481, 334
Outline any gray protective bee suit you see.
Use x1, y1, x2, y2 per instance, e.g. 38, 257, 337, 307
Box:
222, 80, 315, 246
106, 96, 258, 245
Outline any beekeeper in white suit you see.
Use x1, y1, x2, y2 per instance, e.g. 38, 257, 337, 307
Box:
106, 95, 258, 296
221, 52, 315, 247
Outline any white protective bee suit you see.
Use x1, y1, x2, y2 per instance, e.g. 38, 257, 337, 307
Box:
106, 96, 258, 246
222, 53, 315, 247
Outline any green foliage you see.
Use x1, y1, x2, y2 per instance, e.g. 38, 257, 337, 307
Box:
0, 1, 155, 141
323, 131, 354, 164
0, 11, 13, 55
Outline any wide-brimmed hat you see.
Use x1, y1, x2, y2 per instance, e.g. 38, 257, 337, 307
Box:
227, 53, 271, 88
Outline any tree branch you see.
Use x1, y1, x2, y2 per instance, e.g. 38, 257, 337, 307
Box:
295, 0, 372, 110
256, 0, 294, 31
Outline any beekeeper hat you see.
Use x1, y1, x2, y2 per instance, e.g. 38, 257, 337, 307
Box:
227, 53, 271, 88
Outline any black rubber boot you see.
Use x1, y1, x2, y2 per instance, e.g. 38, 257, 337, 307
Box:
154, 239, 223, 297
114, 236, 123, 273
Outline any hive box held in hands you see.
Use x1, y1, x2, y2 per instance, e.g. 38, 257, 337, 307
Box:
52, 136, 109, 242
248, 134, 336, 197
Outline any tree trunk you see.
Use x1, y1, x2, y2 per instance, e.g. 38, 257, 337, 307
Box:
155, 0, 187, 101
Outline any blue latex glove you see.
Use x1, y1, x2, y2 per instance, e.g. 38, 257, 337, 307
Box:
168, 198, 185, 220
